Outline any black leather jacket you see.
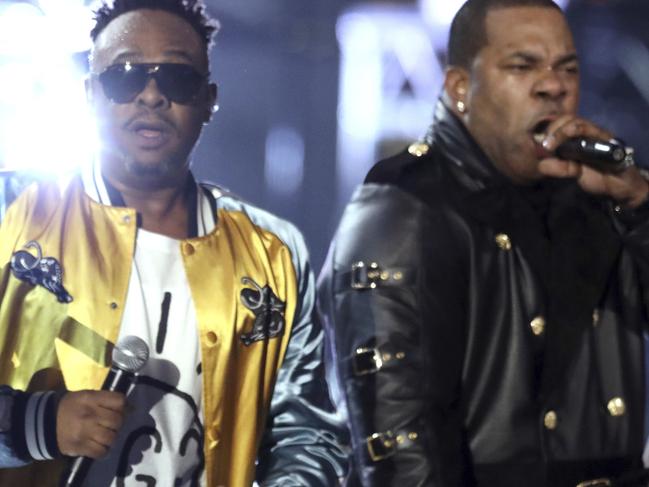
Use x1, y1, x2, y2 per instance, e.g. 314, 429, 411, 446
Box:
318, 101, 649, 487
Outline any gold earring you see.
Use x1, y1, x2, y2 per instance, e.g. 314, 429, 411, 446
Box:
457, 100, 466, 113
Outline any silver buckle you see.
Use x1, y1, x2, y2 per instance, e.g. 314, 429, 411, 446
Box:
351, 261, 381, 289
352, 347, 383, 376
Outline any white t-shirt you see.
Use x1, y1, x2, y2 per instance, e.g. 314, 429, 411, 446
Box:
83, 164, 214, 486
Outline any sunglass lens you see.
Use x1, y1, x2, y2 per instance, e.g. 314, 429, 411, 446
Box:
99, 65, 147, 103
155, 65, 204, 104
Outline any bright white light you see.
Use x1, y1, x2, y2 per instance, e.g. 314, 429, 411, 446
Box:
0, 3, 48, 57
0, 1, 96, 174
0, 60, 97, 173
264, 127, 305, 196
37, 0, 94, 53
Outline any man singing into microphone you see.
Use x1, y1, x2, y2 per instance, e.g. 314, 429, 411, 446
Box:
320, 0, 649, 485
0, 0, 348, 485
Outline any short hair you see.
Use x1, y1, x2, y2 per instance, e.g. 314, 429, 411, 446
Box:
91, 0, 219, 48
447, 0, 561, 69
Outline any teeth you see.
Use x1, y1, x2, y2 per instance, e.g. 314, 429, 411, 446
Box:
533, 132, 546, 144
137, 129, 162, 138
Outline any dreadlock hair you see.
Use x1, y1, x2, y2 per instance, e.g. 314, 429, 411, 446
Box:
91, 0, 219, 48
448, 0, 562, 69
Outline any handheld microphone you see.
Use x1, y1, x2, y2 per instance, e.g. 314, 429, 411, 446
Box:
63, 335, 149, 487
556, 137, 635, 174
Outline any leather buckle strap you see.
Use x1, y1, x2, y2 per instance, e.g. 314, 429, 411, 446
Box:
353, 347, 383, 376
365, 427, 420, 462
366, 431, 396, 461
352, 346, 407, 376
576, 480, 612, 487
576, 468, 649, 486
351, 261, 381, 289
349, 261, 409, 290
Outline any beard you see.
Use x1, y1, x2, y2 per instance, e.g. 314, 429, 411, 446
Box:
97, 124, 197, 189
123, 155, 174, 178
99, 143, 190, 191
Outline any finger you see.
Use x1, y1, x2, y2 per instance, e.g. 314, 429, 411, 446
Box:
81, 439, 111, 459
92, 391, 127, 412
94, 407, 125, 432
558, 118, 612, 140
537, 157, 582, 178
88, 423, 119, 448
543, 117, 613, 151
539, 114, 576, 150
61, 433, 110, 458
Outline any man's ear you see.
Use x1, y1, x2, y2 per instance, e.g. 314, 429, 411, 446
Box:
444, 66, 469, 116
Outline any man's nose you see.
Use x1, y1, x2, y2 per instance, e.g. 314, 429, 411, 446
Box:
135, 77, 169, 108
533, 68, 569, 102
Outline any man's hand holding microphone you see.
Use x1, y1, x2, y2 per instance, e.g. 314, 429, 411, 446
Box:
537, 115, 649, 209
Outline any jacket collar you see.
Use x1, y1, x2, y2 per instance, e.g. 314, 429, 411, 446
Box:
80, 160, 217, 238
425, 100, 554, 288
424, 100, 511, 192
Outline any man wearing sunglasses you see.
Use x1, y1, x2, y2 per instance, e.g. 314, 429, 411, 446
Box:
0, 1, 348, 486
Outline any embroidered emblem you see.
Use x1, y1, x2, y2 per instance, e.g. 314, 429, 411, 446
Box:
10, 241, 73, 303
239, 277, 285, 346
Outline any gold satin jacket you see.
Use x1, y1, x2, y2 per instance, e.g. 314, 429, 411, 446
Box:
0, 174, 347, 486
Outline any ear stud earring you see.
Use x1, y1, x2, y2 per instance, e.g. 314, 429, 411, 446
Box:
457, 100, 466, 113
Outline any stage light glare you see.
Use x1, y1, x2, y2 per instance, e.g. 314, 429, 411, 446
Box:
0, 3, 48, 57
0, 1, 96, 175
0, 68, 97, 174
36, 0, 94, 53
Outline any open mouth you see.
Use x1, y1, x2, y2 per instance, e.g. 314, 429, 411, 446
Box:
136, 128, 164, 139
532, 120, 551, 144
126, 119, 172, 150
131, 121, 167, 133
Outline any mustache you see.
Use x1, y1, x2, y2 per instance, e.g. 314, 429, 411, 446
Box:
123, 110, 177, 131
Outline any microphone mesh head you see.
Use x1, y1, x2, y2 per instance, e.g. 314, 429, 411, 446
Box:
112, 335, 149, 373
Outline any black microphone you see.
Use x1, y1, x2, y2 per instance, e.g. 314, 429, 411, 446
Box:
556, 137, 635, 173
63, 335, 149, 487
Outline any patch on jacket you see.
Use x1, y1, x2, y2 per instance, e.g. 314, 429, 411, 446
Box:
239, 277, 285, 346
10, 240, 73, 303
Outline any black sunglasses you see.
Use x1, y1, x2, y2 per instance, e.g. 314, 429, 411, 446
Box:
97, 63, 209, 104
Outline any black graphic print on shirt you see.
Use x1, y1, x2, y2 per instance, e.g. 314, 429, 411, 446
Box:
86, 293, 205, 487
156, 292, 171, 354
